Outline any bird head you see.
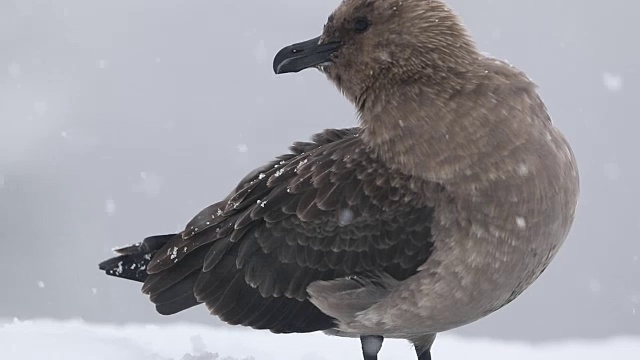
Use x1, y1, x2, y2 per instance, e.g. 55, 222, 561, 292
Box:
273, 0, 479, 110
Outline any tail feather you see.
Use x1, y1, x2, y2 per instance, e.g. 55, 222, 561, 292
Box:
98, 234, 175, 283
99, 233, 204, 315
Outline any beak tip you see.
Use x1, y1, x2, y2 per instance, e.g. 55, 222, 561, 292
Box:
273, 60, 287, 75
273, 47, 292, 75
272, 36, 339, 76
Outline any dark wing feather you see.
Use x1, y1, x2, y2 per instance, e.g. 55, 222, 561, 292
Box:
143, 127, 439, 333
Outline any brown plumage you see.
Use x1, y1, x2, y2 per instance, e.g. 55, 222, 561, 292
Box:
99, 0, 579, 359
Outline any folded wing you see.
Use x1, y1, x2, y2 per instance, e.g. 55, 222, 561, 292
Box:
141, 128, 439, 333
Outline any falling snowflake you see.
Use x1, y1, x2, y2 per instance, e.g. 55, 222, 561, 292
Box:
603, 162, 620, 181
105, 199, 116, 215
96, 59, 109, 69
516, 163, 529, 176
132, 171, 164, 197
33, 101, 48, 116
602, 72, 623, 92
490, 28, 502, 41
253, 39, 267, 64
8, 62, 21, 77
338, 209, 354, 226
237, 144, 249, 153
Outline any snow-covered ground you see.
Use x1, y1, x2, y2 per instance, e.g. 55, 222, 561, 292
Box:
1, 319, 638, 360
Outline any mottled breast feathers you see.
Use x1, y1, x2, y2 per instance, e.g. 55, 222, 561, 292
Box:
142, 127, 439, 333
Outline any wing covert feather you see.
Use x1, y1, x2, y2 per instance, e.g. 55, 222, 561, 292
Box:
143, 128, 440, 333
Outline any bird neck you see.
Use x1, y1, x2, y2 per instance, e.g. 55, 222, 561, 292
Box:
357, 65, 536, 187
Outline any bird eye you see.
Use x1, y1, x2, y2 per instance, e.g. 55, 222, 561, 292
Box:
354, 18, 370, 33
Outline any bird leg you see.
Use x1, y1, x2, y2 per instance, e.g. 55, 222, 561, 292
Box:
411, 334, 436, 360
360, 335, 384, 360
415, 348, 432, 360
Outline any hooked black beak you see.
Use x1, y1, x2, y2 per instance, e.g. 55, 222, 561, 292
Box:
273, 36, 341, 74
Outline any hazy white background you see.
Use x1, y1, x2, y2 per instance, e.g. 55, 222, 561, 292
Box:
0, 0, 637, 357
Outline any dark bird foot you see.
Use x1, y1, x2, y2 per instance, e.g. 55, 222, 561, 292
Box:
412, 334, 436, 360
361, 335, 384, 360
416, 349, 432, 360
